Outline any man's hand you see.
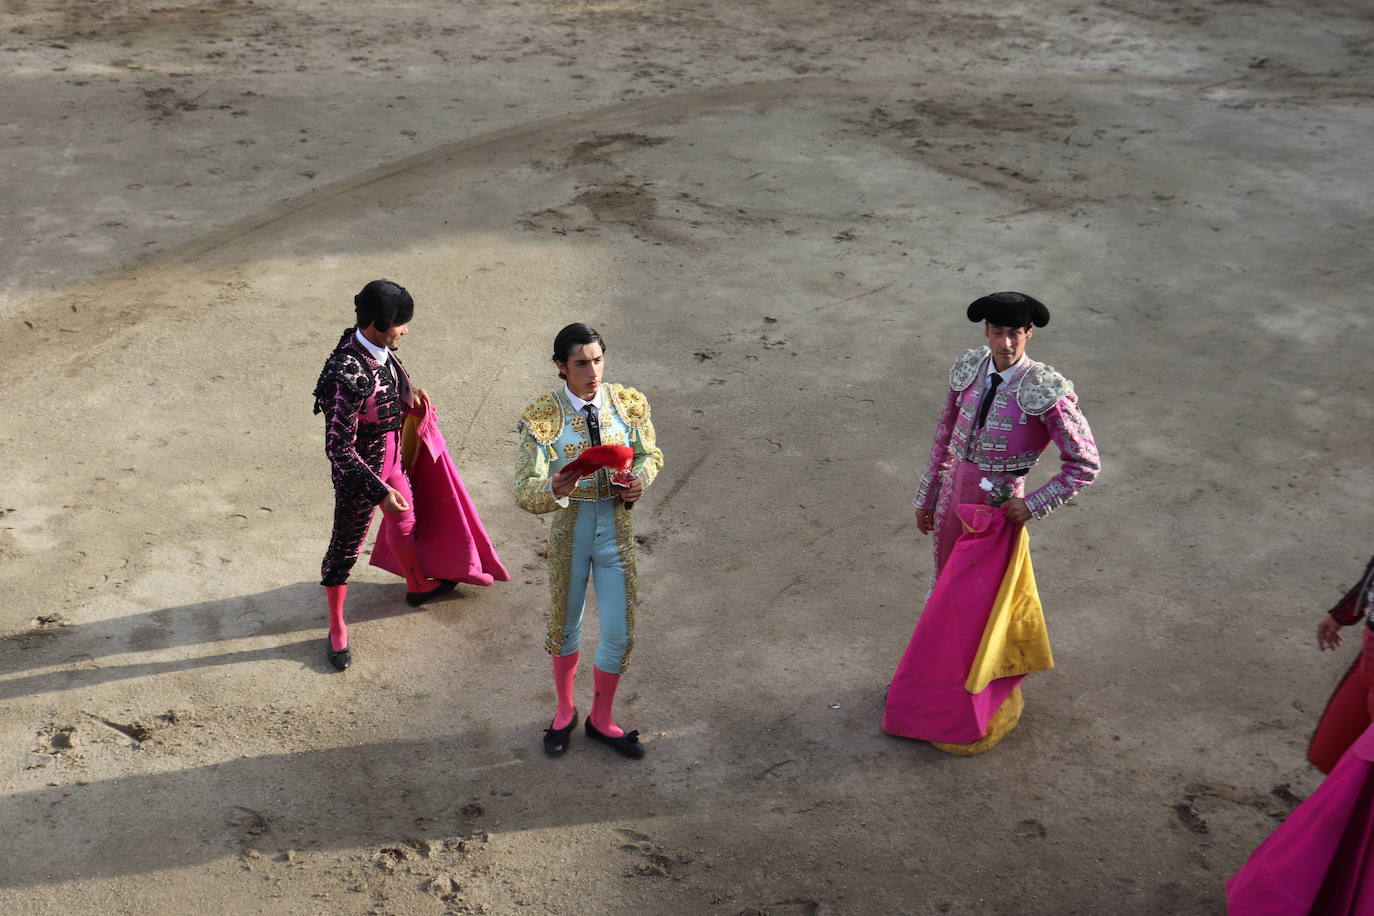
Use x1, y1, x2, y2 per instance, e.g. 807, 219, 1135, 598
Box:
614, 473, 643, 504
1318, 615, 1345, 652
1003, 496, 1032, 524
381, 488, 410, 514
552, 465, 582, 500
915, 507, 935, 535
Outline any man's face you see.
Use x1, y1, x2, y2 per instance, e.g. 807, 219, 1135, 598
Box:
557, 342, 604, 400
363, 321, 409, 350
985, 322, 1032, 369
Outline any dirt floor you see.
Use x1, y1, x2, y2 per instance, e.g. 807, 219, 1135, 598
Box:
2, 0, 1373, 913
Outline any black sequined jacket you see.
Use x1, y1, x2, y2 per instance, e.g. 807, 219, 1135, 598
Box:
312, 328, 413, 505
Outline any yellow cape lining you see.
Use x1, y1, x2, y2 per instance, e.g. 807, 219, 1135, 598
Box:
965, 524, 1055, 693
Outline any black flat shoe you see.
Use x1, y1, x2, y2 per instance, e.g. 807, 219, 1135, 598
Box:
406, 579, 458, 607
327, 645, 351, 671
585, 719, 645, 759
543, 710, 578, 757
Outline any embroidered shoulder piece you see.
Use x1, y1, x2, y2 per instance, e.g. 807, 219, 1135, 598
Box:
950, 346, 989, 392
1016, 363, 1075, 415
608, 383, 651, 428
519, 391, 564, 444
312, 349, 372, 413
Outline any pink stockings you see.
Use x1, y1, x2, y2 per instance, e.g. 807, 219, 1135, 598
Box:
551, 653, 626, 738
326, 585, 348, 651
591, 666, 625, 738
552, 652, 579, 729
322, 435, 440, 656
323, 540, 435, 654
324, 538, 434, 653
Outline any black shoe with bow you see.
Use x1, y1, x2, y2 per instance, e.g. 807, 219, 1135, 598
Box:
544, 710, 578, 757
585, 719, 646, 759
406, 579, 459, 607
327, 645, 351, 671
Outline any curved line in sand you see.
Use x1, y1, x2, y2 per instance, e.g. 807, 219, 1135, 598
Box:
160, 77, 867, 266
91, 66, 1369, 277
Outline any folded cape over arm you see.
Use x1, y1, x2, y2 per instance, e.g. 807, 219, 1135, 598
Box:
371, 405, 510, 587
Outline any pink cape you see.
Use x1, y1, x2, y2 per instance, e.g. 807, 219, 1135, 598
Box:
371, 406, 510, 587
882, 504, 1024, 743
1227, 725, 1374, 914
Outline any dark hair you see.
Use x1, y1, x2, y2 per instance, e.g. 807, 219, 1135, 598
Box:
354, 279, 414, 332
552, 323, 606, 379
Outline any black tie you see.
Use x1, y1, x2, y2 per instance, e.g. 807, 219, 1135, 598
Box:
583, 404, 602, 446
976, 372, 1003, 428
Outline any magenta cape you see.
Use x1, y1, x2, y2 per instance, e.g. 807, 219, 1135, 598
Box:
371, 406, 510, 587
1227, 725, 1374, 914
883, 504, 1026, 744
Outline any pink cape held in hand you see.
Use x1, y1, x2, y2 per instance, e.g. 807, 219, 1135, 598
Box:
371, 403, 510, 587
883, 503, 1053, 755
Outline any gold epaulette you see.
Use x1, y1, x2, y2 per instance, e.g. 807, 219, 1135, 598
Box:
519, 391, 563, 445
608, 383, 651, 427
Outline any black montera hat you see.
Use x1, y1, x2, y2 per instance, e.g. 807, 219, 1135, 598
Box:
354, 279, 414, 331
966, 291, 1050, 328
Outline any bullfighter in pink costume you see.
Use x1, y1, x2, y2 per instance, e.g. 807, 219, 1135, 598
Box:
889, 292, 1099, 753
913, 292, 1100, 582
313, 280, 462, 671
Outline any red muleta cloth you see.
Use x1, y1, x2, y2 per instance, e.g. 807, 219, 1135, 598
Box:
561, 444, 634, 479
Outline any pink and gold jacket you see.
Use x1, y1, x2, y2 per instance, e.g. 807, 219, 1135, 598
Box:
914, 346, 1100, 520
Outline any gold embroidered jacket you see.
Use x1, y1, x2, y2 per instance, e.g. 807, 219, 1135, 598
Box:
514, 383, 664, 514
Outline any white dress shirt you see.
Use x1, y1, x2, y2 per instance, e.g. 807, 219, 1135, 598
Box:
564, 384, 603, 414
354, 328, 391, 367
986, 352, 1028, 382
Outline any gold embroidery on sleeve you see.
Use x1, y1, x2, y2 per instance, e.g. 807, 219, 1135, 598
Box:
514, 427, 560, 514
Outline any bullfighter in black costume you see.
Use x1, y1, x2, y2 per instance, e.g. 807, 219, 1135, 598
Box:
312, 279, 454, 670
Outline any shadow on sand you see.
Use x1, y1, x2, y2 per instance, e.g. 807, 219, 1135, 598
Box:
0, 580, 463, 702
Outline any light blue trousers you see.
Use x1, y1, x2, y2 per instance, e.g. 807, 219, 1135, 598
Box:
546, 499, 636, 673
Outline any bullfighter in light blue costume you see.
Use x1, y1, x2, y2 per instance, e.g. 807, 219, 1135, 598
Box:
515, 322, 664, 760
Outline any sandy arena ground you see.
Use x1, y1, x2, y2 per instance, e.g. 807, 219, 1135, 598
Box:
3, 1, 1373, 913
